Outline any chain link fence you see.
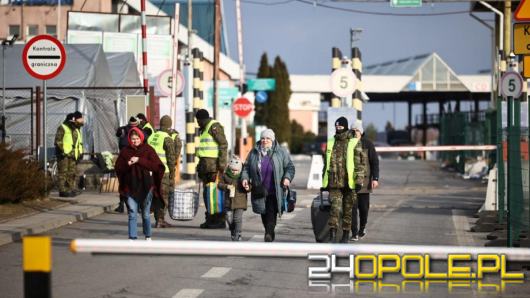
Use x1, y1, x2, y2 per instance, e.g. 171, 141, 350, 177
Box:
2, 88, 34, 154
2, 87, 143, 157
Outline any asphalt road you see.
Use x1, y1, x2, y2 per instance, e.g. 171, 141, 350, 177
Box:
0, 159, 528, 297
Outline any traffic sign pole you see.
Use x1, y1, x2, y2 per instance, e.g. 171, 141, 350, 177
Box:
22, 35, 66, 194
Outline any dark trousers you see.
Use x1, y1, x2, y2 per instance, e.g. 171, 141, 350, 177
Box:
260, 194, 278, 235
351, 193, 370, 235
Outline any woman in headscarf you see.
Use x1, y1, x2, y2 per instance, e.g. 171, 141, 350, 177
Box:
115, 127, 164, 240
241, 129, 295, 242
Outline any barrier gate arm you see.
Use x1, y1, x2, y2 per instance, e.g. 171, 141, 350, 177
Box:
375, 145, 496, 152
71, 239, 530, 261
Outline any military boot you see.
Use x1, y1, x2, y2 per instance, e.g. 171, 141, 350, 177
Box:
329, 228, 337, 243
340, 230, 349, 243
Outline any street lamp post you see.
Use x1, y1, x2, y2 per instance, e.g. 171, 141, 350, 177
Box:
1, 34, 18, 144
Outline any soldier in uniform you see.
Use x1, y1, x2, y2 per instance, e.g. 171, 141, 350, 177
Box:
322, 116, 365, 243
54, 111, 84, 197
195, 109, 228, 229
147, 115, 177, 228
137, 113, 154, 141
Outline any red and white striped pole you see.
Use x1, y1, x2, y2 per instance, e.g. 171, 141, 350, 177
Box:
141, 0, 148, 95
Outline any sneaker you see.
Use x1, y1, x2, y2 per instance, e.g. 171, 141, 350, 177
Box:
350, 234, 359, 242
236, 234, 242, 241
264, 233, 273, 242
359, 229, 366, 239
114, 205, 124, 213
145, 237, 152, 241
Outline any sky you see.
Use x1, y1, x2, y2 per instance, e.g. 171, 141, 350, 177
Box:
221, 0, 495, 131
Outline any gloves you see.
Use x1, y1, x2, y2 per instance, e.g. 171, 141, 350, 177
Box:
355, 184, 363, 193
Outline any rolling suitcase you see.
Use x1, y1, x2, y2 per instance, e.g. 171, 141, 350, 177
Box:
168, 188, 200, 221
311, 190, 343, 243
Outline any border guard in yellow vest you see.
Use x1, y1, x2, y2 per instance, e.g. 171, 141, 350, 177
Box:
147, 115, 177, 228
322, 116, 365, 243
54, 111, 84, 197
195, 109, 228, 229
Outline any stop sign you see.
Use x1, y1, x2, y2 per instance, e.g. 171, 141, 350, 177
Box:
233, 97, 253, 118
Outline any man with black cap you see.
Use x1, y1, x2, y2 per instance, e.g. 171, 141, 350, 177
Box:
195, 109, 228, 229
136, 113, 154, 141
147, 115, 178, 228
54, 111, 84, 197
322, 116, 364, 243
113, 116, 140, 212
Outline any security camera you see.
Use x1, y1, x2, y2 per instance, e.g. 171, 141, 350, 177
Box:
2, 34, 18, 46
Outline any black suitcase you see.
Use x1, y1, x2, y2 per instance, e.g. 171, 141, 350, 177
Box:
311, 190, 343, 243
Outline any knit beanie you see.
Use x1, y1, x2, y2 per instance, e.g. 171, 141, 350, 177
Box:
335, 116, 348, 129
228, 155, 243, 175
73, 111, 83, 120
195, 109, 210, 120
136, 113, 147, 122
260, 129, 275, 141
128, 116, 139, 126
160, 115, 172, 130
351, 121, 364, 134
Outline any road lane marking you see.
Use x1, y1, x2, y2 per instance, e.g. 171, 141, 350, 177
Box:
201, 267, 231, 278
249, 234, 262, 242
452, 210, 475, 246
281, 213, 296, 220
172, 289, 203, 298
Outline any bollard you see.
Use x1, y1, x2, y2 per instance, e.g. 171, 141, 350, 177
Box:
23, 236, 51, 298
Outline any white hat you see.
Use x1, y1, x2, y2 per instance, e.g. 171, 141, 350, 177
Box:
260, 129, 276, 141
351, 121, 364, 134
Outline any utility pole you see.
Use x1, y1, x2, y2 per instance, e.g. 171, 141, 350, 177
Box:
213, 0, 221, 119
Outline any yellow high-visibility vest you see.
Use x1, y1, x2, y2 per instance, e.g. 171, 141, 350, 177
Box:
61, 124, 83, 160
196, 120, 219, 158
322, 137, 359, 189
148, 131, 171, 173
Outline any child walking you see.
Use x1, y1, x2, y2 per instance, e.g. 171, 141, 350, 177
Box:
218, 156, 248, 241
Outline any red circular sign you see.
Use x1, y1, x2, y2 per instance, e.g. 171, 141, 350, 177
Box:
233, 97, 253, 118
22, 35, 66, 80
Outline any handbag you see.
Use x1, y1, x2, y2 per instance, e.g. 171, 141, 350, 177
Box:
205, 181, 224, 215
282, 187, 297, 213
169, 188, 199, 220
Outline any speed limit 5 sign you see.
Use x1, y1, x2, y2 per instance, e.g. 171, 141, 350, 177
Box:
501, 71, 523, 98
330, 68, 356, 97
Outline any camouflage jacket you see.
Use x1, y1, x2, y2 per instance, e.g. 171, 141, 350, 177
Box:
54, 121, 80, 159
324, 130, 366, 189
197, 120, 228, 175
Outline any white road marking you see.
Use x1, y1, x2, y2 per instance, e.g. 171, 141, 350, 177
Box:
201, 267, 231, 278
281, 213, 296, 220
172, 289, 204, 298
452, 210, 475, 246
249, 234, 262, 242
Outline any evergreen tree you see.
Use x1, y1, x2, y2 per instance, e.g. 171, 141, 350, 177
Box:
364, 123, 378, 143
267, 56, 291, 145
254, 53, 272, 125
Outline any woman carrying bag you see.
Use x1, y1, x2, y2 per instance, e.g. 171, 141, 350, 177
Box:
241, 129, 295, 242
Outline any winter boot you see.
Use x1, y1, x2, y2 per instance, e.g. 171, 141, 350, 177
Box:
329, 228, 337, 243
340, 230, 349, 243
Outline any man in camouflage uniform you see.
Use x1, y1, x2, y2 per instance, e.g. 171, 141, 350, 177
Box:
54, 111, 84, 197
147, 115, 177, 228
322, 116, 365, 243
195, 109, 228, 229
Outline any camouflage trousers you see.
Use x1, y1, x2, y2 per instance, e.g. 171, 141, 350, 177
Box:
154, 175, 173, 221
57, 156, 77, 193
328, 188, 357, 231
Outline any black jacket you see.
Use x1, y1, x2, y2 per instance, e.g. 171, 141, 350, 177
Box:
359, 136, 379, 193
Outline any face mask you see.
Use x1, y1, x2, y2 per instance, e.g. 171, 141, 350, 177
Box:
336, 128, 345, 134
